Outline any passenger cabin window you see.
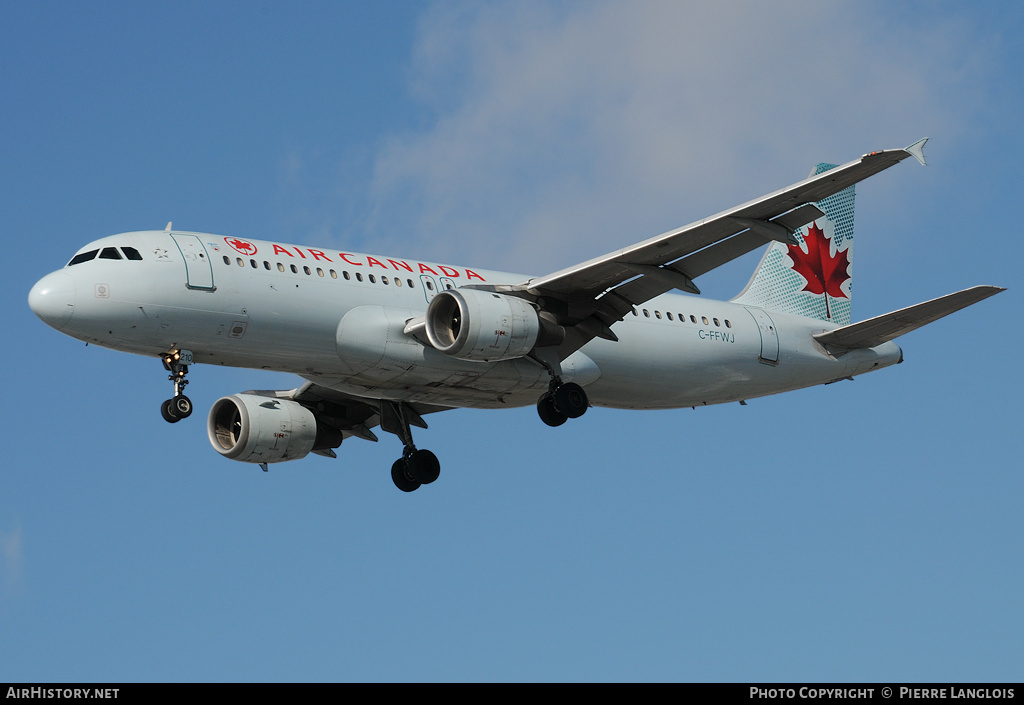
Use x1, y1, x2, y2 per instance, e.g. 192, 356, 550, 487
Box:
121, 247, 143, 260
99, 247, 122, 260
68, 250, 98, 266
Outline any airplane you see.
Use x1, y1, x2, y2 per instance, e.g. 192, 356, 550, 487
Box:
28, 139, 1004, 491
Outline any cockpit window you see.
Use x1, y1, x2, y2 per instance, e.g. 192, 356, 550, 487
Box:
99, 247, 123, 260
122, 247, 143, 260
68, 249, 98, 266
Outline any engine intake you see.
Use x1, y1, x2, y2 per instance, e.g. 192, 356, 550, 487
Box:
425, 289, 541, 362
207, 394, 342, 465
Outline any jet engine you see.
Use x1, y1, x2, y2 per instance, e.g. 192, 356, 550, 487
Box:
207, 394, 342, 465
425, 289, 542, 362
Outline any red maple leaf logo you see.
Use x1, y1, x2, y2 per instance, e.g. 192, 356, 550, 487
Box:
788, 220, 850, 290
225, 237, 257, 256
787, 221, 850, 319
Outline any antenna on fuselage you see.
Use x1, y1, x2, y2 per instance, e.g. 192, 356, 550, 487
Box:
164, 222, 172, 233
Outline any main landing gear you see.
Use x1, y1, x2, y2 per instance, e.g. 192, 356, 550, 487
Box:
159, 349, 194, 423
529, 347, 589, 427
537, 381, 589, 426
381, 401, 440, 492
391, 448, 441, 493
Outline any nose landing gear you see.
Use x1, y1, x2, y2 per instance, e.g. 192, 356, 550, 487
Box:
159, 349, 194, 423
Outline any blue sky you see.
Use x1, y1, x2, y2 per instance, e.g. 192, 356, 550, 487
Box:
3, 1, 1022, 682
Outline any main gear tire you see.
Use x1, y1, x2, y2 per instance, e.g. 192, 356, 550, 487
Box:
537, 393, 568, 427
408, 449, 441, 484
391, 459, 421, 492
553, 382, 588, 419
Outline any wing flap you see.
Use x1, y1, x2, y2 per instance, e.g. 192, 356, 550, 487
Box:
812, 286, 1005, 350
286, 382, 452, 442
586, 202, 829, 309
772, 202, 828, 233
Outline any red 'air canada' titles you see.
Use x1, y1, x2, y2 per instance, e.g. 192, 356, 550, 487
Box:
269, 243, 486, 281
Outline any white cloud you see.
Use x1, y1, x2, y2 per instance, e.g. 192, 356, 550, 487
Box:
365, 1, 987, 278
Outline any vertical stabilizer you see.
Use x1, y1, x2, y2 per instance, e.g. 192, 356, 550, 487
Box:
732, 163, 855, 325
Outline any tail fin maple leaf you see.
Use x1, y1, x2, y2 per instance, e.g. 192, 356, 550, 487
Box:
787, 222, 851, 319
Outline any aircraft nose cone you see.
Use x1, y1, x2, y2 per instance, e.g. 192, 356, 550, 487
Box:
29, 270, 75, 330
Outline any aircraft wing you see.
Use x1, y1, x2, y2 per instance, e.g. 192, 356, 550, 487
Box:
510, 140, 929, 359
812, 285, 1005, 352
248, 382, 452, 449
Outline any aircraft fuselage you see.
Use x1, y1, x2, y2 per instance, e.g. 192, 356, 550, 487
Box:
29, 230, 902, 411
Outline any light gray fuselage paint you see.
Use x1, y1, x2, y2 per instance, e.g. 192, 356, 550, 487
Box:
42, 231, 902, 411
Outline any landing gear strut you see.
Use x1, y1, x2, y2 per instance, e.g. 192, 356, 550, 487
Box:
381, 401, 440, 492
160, 349, 194, 423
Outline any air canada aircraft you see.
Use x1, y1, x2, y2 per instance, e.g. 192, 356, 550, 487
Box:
29, 139, 1003, 491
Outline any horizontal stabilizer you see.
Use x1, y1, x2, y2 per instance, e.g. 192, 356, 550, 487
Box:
813, 285, 1004, 350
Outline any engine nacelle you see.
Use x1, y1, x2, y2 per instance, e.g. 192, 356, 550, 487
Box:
207, 394, 342, 465
425, 289, 541, 362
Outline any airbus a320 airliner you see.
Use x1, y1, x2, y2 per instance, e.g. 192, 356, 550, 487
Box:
29, 139, 1003, 491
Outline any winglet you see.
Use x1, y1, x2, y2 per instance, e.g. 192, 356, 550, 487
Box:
905, 138, 929, 166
